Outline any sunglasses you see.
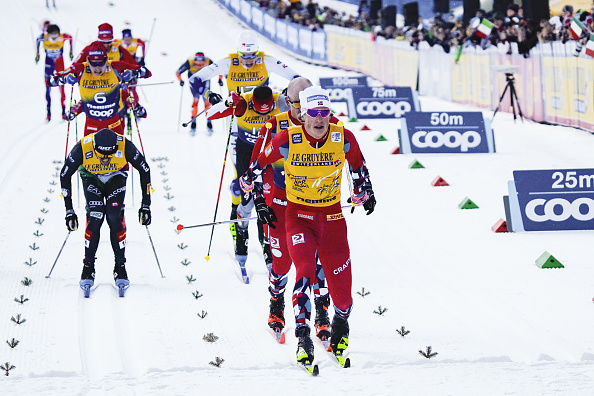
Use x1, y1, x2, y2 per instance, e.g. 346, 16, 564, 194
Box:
96, 152, 114, 159
238, 51, 259, 60
287, 98, 301, 109
305, 108, 331, 118
89, 60, 107, 67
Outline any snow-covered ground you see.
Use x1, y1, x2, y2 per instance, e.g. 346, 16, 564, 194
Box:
2, 0, 594, 394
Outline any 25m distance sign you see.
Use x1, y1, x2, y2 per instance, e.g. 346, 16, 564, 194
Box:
511, 169, 594, 231
399, 112, 495, 154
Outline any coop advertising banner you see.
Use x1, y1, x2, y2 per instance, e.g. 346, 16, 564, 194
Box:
351, 86, 420, 119
399, 112, 495, 154
508, 169, 594, 232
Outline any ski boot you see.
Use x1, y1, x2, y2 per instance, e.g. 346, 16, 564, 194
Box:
234, 226, 249, 265
330, 315, 349, 355
190, 120, 196, 136
207, 119, 213, 135
61, 106, 68, 121
296, 326, 315, 364
46, 107, 51, 122
229, 204, 238, 243
314, 296, 331, 347
113, 260, 130, 297
79, 258, 95, 298
268, 293, 285, 334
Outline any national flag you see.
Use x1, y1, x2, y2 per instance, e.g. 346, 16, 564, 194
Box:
570, 16, 584, 40
585, 34, 594, 57
476, 18, 494, 39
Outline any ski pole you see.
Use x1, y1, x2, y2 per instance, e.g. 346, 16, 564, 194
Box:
181, 107, 209, 127
45, 231, 71, 278
64, 85, 74, 159
145, 225, 164, 278
177, 84, 184, 132
129, 81, 174, 88
145, 18, 157, 58
75, 102, 80, 208
205, 107, 236, 261
178, 216, 257, 231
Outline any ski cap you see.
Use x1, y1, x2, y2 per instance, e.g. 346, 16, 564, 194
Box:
87, 41, 107, 62
93, 128, 118, 156
237, 30, 259, 54
122, 29, 132, 38
194, 52, 206, 64
299, 86, 331, 116
98, 23, 114, 42
251, 85, 274, 114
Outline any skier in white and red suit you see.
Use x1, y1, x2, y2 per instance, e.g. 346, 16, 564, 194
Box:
240, 86, 376, 364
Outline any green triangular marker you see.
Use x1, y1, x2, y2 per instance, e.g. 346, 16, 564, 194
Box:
348, 118, 358, 122
375, 134, 388, 141
458, 197, 479, 209
535, 251, 564, 269
409, 159, 424, 169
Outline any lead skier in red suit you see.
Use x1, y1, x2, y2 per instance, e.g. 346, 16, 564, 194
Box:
241, 86, 376, 366
249, 77, 342, 345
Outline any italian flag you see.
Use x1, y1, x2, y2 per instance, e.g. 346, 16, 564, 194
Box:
570, 16, 584, 40
585, 34, 594, 57
476, 18, 493, 39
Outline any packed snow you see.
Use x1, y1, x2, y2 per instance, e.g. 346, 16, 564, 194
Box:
2, 0, 594, 394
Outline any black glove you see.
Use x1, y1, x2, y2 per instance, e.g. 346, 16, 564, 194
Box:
254, 196, 277, 229
65, 210, 78, 231
208, 91, 223, 105
138, 204, 151, 226
218, 78, 224, 87
46, 75, 62, 87
133, 104, 147, 118
67, 111, 77, 121
362, 189, 376, 215
134, 66, 150, 79
179, 80, 185, 87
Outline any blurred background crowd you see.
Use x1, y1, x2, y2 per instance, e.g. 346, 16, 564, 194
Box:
252, 0, 594, 57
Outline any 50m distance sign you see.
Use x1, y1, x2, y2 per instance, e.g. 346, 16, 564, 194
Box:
399, 112, 495, 154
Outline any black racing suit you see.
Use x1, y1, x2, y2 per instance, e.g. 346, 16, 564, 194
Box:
60, 139, 151, 264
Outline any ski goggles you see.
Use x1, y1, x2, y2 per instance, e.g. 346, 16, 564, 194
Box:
89, 59, 107, 67
96, 152, 115, 159
238, 51, 259, 60
305, 108, 331, 118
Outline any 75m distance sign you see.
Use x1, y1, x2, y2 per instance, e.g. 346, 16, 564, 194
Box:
399, 112, 495, 154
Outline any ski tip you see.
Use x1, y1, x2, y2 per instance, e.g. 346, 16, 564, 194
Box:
344, 358, 351, 368
279, 332, 286, 344
176, 224, 184, 231
312, 364, 319, 376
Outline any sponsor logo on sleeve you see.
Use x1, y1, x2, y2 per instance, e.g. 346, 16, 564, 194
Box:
291, 233, 305, 245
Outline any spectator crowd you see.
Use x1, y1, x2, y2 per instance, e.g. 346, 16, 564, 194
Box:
251, 0, 594, 57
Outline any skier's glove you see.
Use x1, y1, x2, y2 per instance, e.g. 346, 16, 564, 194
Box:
120, 70, 133, 82
239, 175, 254, 194
65, 210, 78, 231
35, 54, 40, 64
254, 196, 277, 229
225, 91, 242, 107
65, 73, 78, 85
68, 102, 81, 120
348, 188, 376, 215
138, 205, 151, 226
218, 77, 224, 87
133, 66, 151, 79
133, 104, 147, 118
179, 80, 185, 87
46, 74, 62, 87
208, 91, 223, 105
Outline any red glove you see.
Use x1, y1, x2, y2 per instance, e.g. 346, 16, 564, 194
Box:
225, 91, 242, 107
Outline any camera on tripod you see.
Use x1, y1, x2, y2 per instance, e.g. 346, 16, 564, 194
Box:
491, 65, 523, 122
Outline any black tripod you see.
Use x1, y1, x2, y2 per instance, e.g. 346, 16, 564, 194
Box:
492, 72, 524, 122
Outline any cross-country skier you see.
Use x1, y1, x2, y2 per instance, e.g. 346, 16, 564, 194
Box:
206, 85, 287, 272
188, 30, 300, 240
73, 23, 147, 120
240, 86, 376, 366
35, 24, 73, 121
115, 29, 146, 66
175, 52, 222, 134
60, 128, 152, 295
248, 77, 342, 345
47, 41, 151, 136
